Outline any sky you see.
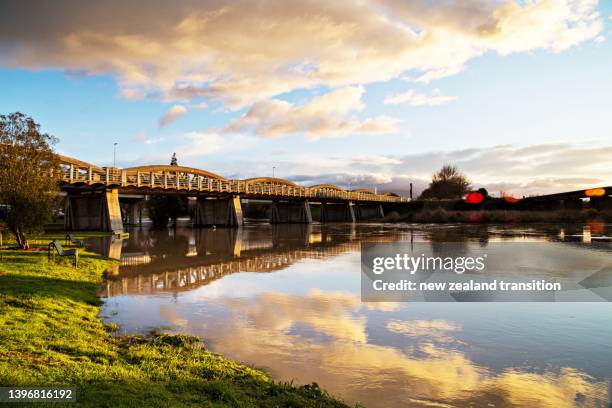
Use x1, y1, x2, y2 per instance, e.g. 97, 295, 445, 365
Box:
0, 0, 611, 197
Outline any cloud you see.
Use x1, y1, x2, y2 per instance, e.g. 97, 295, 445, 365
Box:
384, 89, 457, 106
125, 140, 612, 197
158, 104, 187, 128
224, 86, 399, 139
0, 0, 602, 110
173, 130, 259, 158
132, 130, 162, 145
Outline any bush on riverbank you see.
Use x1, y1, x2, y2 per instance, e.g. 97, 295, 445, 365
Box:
0, 243, 348, 407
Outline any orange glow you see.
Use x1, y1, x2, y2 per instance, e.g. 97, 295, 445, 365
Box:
503, 195, 520, 204
585, 188, 605, 197
464, 192, 484, 204
588, 219, 605, 235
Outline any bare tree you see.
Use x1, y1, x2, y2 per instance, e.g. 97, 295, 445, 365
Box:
0, 113, 61, 249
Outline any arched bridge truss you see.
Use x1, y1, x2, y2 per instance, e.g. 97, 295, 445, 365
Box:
58, 155, 405, 203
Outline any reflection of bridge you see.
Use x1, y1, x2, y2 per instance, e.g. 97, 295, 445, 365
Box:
58, 155, 405, 233
97, 225, 409, 297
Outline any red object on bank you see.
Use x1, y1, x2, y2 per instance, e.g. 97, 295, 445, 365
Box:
464, 191, 484, 204
503, 195, 520, 204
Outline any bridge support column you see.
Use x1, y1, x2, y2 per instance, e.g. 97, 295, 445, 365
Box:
355, 203, 384, 221
64, 189, 123, 233
271, 201, 312, 224
194, 196, 243, 227
321, 202, 356, 223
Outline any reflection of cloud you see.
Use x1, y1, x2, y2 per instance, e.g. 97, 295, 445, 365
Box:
225, 289, 371, 343
386, 319, 459, 342
159, 304, 188, 328
202, 290, 608, 407
1, 0, 602, 112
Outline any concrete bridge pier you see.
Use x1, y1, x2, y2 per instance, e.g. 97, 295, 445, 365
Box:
194, 196, 243, 227
271, 200, 313, 224
64, 189, 123, 233
320, 202, 356, 223
355, 203, 384, 221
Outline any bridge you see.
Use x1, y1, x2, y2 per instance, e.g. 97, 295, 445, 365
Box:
522, 186, 612, 210
57, 155, 406, 233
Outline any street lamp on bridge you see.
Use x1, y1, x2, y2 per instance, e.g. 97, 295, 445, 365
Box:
113, 142, 118, 168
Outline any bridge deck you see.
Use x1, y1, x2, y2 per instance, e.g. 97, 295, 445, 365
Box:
58, 158, 405, 203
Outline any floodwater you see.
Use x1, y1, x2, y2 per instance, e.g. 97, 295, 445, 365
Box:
94, 222, 612, 407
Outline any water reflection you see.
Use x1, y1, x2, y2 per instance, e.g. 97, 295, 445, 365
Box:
98, 223, 612, 407
93, 224, 411, 296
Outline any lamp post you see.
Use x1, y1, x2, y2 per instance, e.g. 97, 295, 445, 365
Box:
113, 142, 118, 168
272, 166, 276, 178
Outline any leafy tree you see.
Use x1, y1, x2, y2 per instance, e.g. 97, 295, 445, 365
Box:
146, 195, 187, 228
0, 113, 61, 249
419, 165, 470, 200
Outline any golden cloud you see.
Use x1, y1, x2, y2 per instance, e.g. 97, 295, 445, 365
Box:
0, 0, 602, 111
224, 86, 399, 138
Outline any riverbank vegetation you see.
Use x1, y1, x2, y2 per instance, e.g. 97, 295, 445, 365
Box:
0, 239, 348, 407
384, 207, 611, 224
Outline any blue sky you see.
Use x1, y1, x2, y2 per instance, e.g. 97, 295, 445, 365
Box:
1, 0, 611, 196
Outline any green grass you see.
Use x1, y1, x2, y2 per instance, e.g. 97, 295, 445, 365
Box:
0, 246, 349, 407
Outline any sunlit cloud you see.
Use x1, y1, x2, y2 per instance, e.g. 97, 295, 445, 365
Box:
384, 89, 457, 106
174, 131, 258, 158
158, 104, 187, 128
224, 86, 399, 139
0, 0, 602, 117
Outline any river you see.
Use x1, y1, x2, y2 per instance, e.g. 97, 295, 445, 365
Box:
91, 222, 612, 407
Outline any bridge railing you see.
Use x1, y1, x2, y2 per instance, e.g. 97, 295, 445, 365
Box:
58, 161, 406, 202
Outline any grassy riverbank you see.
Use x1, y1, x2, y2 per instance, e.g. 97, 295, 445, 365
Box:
0, 241, 348, 407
